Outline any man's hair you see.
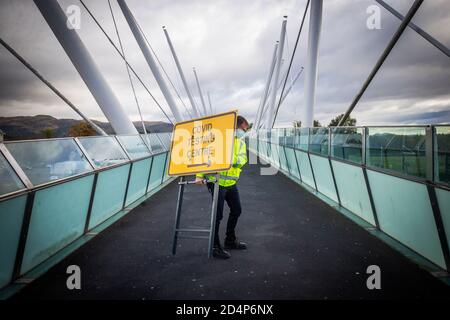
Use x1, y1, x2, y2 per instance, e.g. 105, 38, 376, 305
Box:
237, 115, 248, 128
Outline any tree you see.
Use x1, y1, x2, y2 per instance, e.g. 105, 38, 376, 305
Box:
68, 122, 97, 137
328, 113, 357, 127
41, 128, 55, 139
293, 120, 321, 127
293, 120, 302, 128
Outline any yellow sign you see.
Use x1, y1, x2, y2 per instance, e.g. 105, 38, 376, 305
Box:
168, 110, 237, 176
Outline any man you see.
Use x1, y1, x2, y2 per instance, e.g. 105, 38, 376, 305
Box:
195, 115, 249, 259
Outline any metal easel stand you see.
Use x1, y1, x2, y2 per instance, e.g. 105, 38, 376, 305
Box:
172, 173, 220, 258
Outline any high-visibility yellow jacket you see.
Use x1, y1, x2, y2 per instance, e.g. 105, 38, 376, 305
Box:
196, 136, 247, 187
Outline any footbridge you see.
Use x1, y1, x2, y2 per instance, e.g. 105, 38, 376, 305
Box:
1, 127, 450, 299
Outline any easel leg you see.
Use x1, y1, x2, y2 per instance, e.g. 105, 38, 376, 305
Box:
172, 176, 185, 255
208, 174, 220, 258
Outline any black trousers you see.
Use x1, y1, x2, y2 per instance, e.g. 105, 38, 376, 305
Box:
207, 182, 242, 247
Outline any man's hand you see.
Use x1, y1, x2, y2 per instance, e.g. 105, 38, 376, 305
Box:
194, 177, 206, 185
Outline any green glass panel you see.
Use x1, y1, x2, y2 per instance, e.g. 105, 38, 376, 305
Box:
0, 152, 25, 195
264, 142, 269, 160
126, 158, 152, 206
284, 147, 300, 179
21, 175, 94, 274
266, 143, 272, 164
6, 139, 92, 186
248, 138, 258, 154
331, 128, 363, 164
269, 129, 280, 167
295, 128, 309, 151
143, 133, 165, 154
295, 150, 315, 188
435, 187, 450, 253
367, 170, 445, 268
0, 195, 26, 289
163, 152, 170, 182
259, 141, 265, 160
157, 132, 172, 150
331, 160, 375, 225
148, 153, 166, 191
276, 129, 286, 146
271, 144, 280, 168
309, 154, 338, 202
116, 135, 151, 160
366, 127, 426, 178
262, 142, 268, 160
435, 126, 450, 185
285, 128, 295, 148
88, 164, 130, 229
78, 136, 128, 168
309, 128, 329, 156
279, 146, 289, 172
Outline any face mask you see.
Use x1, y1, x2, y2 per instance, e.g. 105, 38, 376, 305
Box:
236, 129, 245, 138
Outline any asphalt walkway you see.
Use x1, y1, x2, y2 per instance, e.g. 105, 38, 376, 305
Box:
12, 159, 450, 299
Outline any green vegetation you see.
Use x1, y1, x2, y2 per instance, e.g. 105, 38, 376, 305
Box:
41, 128, 54, 138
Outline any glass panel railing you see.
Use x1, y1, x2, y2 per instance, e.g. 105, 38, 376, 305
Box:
367, 170, 445, 269
5, 139, 93, 185
157, 132, 172, 150
331, 128, 363, 163
270, 129, 279, 145
285, 128, 295, 148
435, 126, 450, 185
78, 136, 128, 168
116, 135, 151, 160
143, 133, 165, 154
259, 130, 268, 142
0, 152, 25, 195
277, 129, 286, 146
366, 127, 426, 178
309, 128, 329, 156
295, 128, 309, 151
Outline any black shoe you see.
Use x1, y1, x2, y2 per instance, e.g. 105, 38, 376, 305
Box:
212, 247, 231, 259
224, 238, 247, 250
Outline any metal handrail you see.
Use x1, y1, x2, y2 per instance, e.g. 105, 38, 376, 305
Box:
250, 125, 450, 190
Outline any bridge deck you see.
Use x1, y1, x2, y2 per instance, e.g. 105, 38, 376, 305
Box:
12, 160, 450, 299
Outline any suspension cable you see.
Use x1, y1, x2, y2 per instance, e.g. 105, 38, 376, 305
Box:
78, 0, 174, 124
0, 37, 107, 136
108, 0, 150, 144
271, 0, 310, 128
338, 0, 424, 126
134, 20, 193, 118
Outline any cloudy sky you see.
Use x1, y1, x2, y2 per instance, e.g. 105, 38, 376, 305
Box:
0, 0, 449, 128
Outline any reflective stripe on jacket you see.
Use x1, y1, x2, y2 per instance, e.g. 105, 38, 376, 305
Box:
196, 136, 247, 187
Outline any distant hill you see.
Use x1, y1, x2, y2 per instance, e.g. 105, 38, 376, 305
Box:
0, 115, 173, 141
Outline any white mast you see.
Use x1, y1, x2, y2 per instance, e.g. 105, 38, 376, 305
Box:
304, 0, 323, 127
193, 67, 208, 116
117, 0, 183, 122
207, 92, 213, 115
33, 0, 137, 135
254, 42, 278, 132
163, 26, 201, 118
266, 17, 287, 128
